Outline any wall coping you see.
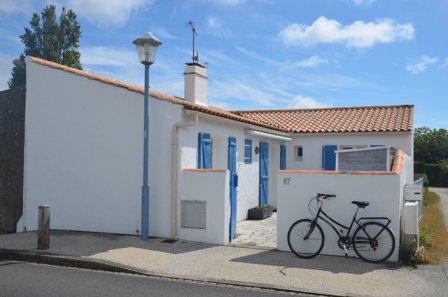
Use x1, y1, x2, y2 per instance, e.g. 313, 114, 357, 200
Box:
279, 149, 405, 176
182, 168, 227, 173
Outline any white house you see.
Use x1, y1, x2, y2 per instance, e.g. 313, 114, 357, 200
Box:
18, 56, 414, 249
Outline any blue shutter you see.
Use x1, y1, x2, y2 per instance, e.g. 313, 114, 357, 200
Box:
370, 145, 384, 147
198, 133, 211, 169
280, 144, 286, 170
259, 142, 269, 206
228, 137, 237, 240
244, 139, 252, 164
322, 145, 337, 170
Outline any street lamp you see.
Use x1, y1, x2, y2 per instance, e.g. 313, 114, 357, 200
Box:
133, 32, 162, 240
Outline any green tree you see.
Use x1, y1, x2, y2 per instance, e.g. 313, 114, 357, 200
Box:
414, 127, 448, 164
7, 5, 82, 89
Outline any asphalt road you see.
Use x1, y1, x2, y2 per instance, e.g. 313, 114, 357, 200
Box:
0, 261, 314, 297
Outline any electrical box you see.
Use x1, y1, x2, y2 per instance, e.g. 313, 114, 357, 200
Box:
404, 201, 419, 235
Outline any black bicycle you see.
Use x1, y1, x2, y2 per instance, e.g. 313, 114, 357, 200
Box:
287, 193, 395, 263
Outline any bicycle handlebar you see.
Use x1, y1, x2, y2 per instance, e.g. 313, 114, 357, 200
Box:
316, 193, 336, 199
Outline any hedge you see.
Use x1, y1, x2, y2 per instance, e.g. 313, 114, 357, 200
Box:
414, 161, 425, 173
425, 164, 448, 187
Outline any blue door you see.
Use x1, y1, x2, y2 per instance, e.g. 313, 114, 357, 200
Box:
228, 137, 238, 241
322, 145, 337, 170
259, 142, 269, 206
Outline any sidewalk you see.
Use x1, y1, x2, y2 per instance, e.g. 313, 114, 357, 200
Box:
1, 230, 447, 297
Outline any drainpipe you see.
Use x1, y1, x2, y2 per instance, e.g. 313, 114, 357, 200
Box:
171, 113, 199, 237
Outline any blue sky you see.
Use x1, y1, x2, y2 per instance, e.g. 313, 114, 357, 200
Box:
1, 0, 447, 129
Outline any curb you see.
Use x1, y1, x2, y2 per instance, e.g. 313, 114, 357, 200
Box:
0, 249, 146, 275
0, 249, 348, 297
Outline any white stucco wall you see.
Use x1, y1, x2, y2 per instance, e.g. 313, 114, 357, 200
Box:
277, 171, 403, 262
286, 132, 412, 171
177, 169, 229, 244
20, 57, 185, 236
177, 118, 285, 222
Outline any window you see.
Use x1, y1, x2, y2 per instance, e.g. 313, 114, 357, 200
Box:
197, 132, 211, 169
294, 145, 303, 161
244, 139, 252, 164
340, 145, 367, 150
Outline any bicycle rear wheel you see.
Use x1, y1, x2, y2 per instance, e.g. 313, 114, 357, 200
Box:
353, 222, 395, 263
287, 219, 324, 259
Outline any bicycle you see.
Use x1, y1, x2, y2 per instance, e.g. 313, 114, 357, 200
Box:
287, 193, 395, 263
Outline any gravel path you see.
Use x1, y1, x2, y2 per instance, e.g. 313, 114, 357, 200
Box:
429, 187, 448, 266
429, 187, 448, 231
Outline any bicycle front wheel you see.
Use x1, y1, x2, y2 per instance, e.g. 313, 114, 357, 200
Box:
287, 219, 324, 259
353, 222, 395, 263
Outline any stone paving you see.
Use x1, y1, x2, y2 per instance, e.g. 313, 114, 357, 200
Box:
229, 212, 277, 249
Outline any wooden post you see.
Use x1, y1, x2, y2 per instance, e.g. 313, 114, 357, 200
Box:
38, 205, 50, 250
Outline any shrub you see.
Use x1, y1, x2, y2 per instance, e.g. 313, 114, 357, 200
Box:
399, 239, 430, 267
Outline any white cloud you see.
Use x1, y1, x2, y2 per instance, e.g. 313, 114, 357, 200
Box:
406, 56, 439, 74
0, 53, 14, 91
440, 58, 448, 70
289, 95, 332, 109
350, 0, 376, 7
236, 48, 326, 69
211, 80, 274, 107
0, 0, 34, 15
65, 0, 154, 28
80, 46, 136, 67
279, 16, 414, 48
198, 0, 246, 5
288, 55, 328, 69
236, 46, 276, 64
151, 26, 177, 40
206, 16, 229, 36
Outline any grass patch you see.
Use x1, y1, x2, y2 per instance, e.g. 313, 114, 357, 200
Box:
418, 190, 448, 264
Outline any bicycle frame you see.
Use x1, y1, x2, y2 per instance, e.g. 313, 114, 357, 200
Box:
308, 198, 392, 243
309, 201, 355, 242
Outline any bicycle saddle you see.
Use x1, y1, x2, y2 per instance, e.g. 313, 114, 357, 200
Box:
352, 201, 369, 208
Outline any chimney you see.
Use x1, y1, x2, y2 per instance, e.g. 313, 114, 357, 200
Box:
184, 61, 208, 106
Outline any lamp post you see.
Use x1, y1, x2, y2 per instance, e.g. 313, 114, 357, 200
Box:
133, 32, 162, 240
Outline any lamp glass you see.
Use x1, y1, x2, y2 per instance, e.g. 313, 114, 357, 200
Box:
133, 32, 162, 65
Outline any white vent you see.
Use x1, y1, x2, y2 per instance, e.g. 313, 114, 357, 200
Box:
181, 200, 206, 229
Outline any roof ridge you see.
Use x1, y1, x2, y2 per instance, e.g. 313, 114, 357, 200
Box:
233, 104, 414, 114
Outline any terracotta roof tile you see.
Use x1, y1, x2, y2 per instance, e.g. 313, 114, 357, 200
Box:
233, 105, 414, 133
29, 57, 413, 134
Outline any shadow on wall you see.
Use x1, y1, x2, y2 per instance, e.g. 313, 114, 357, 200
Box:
0, 87, 25, 234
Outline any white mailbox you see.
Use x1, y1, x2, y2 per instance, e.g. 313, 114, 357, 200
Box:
405, 185, 423, 201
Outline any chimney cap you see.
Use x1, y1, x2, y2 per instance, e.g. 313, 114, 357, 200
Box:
186, 61, 206, 68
